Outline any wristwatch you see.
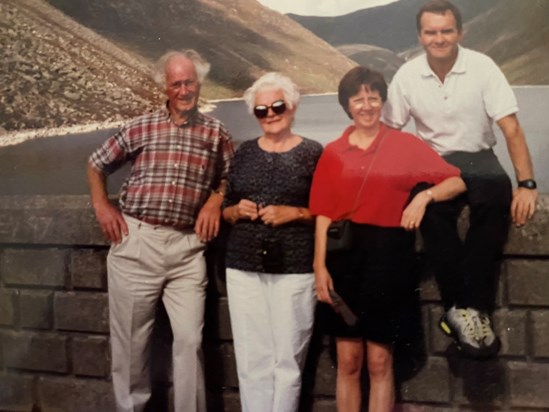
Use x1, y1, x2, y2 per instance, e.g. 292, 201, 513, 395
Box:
518, 179, 537, 189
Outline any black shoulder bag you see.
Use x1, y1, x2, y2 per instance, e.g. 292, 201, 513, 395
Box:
326, 130, 386, 253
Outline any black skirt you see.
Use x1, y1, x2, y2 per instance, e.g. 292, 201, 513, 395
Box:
322, 223, 419, 344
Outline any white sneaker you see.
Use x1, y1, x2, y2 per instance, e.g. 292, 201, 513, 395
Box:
439, 306, 500, 357
475, 311, 500, 355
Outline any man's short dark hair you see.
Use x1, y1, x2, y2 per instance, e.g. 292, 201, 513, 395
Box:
338, 66, 387, 119
416, 0, 463, 33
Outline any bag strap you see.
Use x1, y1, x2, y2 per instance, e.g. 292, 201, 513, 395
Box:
346, 127, 387, 218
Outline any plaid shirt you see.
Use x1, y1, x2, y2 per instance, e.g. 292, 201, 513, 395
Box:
89, 107, 234, 227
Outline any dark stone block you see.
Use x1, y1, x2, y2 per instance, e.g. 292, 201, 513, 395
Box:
312, 346, 336, 396
0, 195, 107, 246
508, 361, 549, 408
204, 341, 238, 389
418, 273, 441, 302
531, 310, 549, 358
505, 195, 549, 255
2, 331, 67, 373
493, 309, 527, 357
450, 356, 506, 407
506, 259, 549, 306
19, 290, 53, 330
70, 249, 108, 290
400, 356, 450, 403
1, 249, 66, 287
311, 398, 336, 412
0, 289, 16, 326
54, 291, 109, 333
37, 376, 115, 412
206, 389, 241, 412
71, 336, 110, 377
0, 373, 34, 411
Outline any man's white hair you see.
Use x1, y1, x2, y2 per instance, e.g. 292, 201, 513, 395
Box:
152, 49, 210, 88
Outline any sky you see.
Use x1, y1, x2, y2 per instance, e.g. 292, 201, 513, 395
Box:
257, 0, 400, 17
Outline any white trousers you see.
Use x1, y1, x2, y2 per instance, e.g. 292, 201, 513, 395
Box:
107, 214, 207, 412
226, 268, 316, 412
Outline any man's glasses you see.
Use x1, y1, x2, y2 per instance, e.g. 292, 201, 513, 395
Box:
253, 99, 287, 119
168, 79, 198, 91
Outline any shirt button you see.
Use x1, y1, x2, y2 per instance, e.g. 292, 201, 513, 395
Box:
174, 163, 179, 168
172, 180, 176, 185
168, 199, 173, 203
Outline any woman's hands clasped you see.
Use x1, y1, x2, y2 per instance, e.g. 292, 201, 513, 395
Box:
230, 200, 301, 227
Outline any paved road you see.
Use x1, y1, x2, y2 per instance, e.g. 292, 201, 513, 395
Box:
0, 88, 547, 195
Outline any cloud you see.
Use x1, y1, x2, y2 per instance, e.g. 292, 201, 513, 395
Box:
257, 0, 399, 16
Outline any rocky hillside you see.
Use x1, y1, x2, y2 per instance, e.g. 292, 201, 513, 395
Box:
0, 0, 164, 132
1, 0, 356, 133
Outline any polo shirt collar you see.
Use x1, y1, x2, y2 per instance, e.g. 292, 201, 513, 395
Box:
336, 123, 388, 153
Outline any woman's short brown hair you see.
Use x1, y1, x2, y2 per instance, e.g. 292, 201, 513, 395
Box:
338, 66, 387, 119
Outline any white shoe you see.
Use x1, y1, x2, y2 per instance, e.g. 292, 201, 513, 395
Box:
439, 306, 500, 357
475, 310, 500, 355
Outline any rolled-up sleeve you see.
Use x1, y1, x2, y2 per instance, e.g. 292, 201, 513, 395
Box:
88, 127, 131, 175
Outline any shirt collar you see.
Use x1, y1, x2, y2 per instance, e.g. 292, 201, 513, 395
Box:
336, 123, 388, 153
162, 101, 201, 127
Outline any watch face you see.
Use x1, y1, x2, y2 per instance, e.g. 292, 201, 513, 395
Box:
519, 179, 537, 189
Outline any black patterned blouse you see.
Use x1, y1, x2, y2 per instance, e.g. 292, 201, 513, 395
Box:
224, 137, 323, 274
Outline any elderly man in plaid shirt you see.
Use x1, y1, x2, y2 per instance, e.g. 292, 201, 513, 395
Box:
87, 49, 234, 412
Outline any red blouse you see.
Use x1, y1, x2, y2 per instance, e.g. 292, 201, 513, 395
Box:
309, 124, 461, 227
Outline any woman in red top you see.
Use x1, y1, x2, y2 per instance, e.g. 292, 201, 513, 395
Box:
309, 67, 466, 412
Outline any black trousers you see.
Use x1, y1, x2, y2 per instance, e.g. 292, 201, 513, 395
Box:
417, 149, 512, 312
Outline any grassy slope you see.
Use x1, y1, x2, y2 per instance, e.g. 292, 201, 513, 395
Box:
45, 0, 356, 97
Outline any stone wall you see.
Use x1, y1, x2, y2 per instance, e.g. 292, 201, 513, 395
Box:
0, 195, 548, 412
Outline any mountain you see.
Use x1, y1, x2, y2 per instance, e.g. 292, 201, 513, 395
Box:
336, 45, 404, 83
44, 0, 355, 97
461, 0, 549, 85
289, 0, 548, 85
1, 0, 355, 133
289, 0, 500, 52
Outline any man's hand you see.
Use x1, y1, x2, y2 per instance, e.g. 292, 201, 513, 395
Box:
258, 205, 299, 227
195, 194, 224, 242
94, 201, 128, 243
511, 188, 537, 226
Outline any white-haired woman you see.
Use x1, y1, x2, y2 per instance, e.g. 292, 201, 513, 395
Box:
222, 72, 323, 412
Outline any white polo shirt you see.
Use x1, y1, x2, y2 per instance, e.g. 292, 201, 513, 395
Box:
383, 46, 518, 155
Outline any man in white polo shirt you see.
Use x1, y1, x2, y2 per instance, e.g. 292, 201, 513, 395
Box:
383, 0, 537, 357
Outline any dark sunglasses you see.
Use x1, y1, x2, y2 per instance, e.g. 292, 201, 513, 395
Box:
253, 99, 287, 119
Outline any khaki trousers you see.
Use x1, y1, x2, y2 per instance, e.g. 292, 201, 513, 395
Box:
107, 214, 207, 412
